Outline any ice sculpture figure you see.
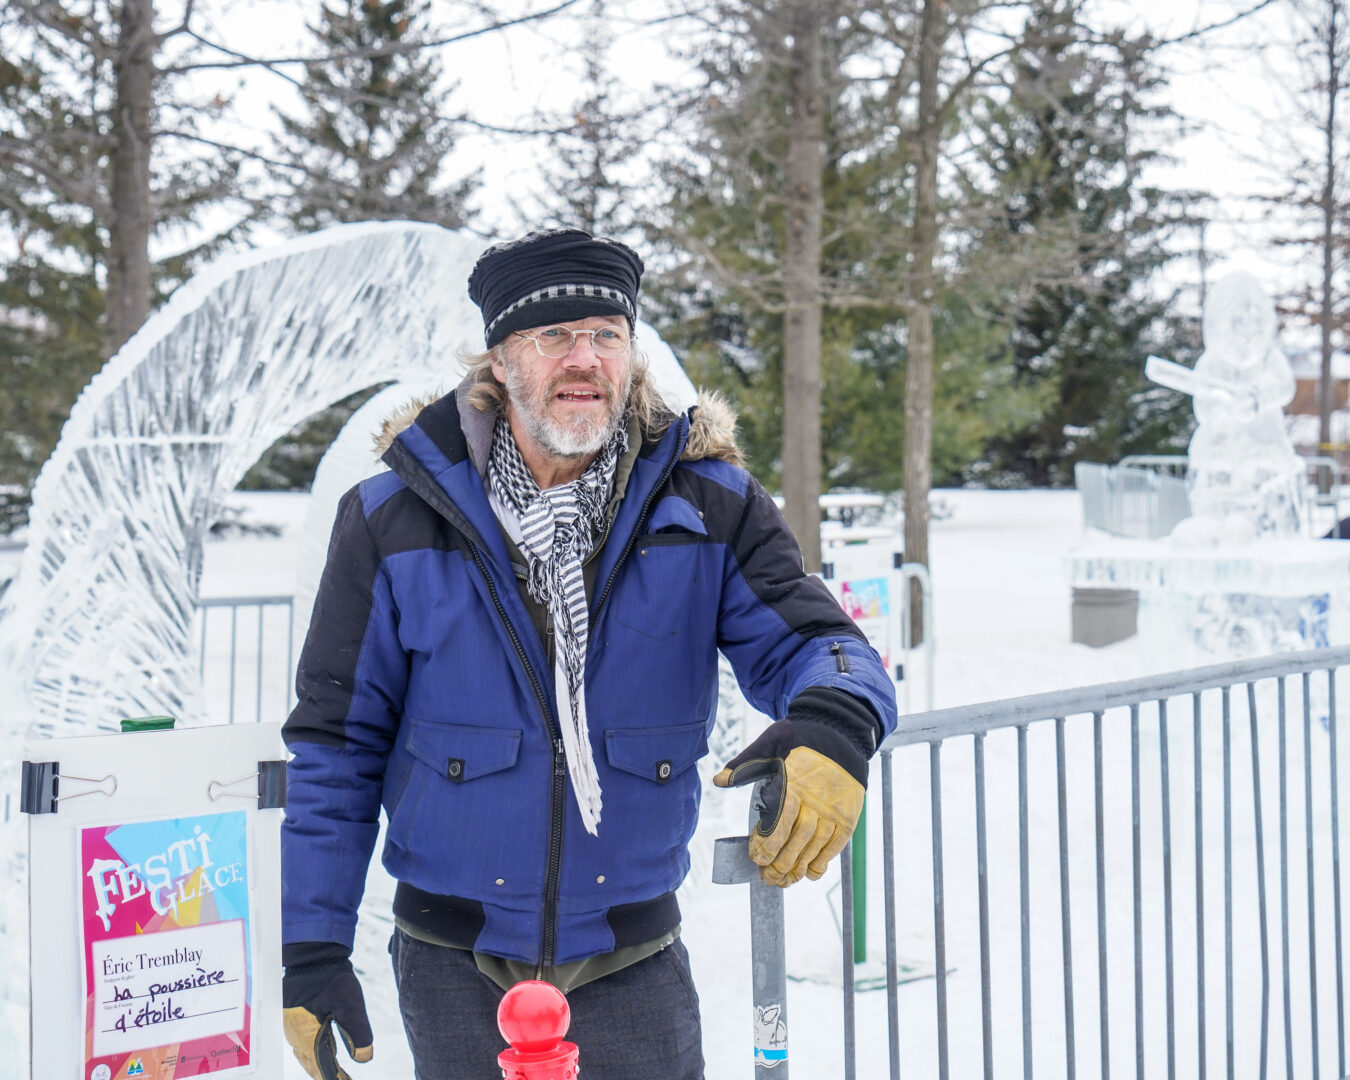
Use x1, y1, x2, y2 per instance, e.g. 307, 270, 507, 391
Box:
1069, 271, 1350, 671
1146, 271, 1306, 546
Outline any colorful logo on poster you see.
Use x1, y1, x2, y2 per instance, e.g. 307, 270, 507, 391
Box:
127, 1059, 144, 1076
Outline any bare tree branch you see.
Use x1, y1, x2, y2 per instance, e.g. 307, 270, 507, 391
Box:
155, 0, 195, 46
153, 129, 313, 176
1156, 0, 1279, 47
164, 0, 583, 74
0, 142, 110, 217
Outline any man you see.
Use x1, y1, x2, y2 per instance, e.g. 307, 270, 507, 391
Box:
280, 229, 897, 1080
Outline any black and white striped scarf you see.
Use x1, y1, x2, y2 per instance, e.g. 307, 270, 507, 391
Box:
486, 416, 627, 835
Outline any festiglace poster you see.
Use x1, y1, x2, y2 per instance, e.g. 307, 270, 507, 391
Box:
838, 576, 890, 668
81, 812, 253, 1079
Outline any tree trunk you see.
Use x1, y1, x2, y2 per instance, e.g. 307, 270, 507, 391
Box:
1319, 0, 1340, 491
106, 0, 155, 357
781, 0, 826, 571
903, 0, 946, 646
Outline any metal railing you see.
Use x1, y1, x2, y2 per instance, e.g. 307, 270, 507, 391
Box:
721, 646, 1350, 1079
1118, 454, 1191, 479
1108, 453, 1346, 539
195, 594, 295, 724
1075, 461, 1192, 539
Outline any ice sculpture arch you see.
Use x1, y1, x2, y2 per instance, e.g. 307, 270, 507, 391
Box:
0, 222, 703, 740
0, 227, 524, 735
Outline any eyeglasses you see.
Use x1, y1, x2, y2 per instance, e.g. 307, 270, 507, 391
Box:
514, 324, 634, 360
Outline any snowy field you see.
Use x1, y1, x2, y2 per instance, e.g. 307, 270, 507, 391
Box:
10, 487, 1346, 1078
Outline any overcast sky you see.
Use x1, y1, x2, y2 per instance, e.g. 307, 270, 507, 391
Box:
175, 0, 1321, 332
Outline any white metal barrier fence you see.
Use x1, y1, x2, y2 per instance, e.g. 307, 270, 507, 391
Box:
723, 646, 1350, 1079
196, 595, 295, 724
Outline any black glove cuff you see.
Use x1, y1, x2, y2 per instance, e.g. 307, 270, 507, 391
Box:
788, 686, 882, 762
282, 942, 352, 1009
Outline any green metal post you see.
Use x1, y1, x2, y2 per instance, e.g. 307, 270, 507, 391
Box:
853, 793, 867, 963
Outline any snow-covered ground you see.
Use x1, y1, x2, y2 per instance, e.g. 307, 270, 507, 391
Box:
12, 487, 1344, 1077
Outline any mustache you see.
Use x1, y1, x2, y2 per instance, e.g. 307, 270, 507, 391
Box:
547, 373, 613, 400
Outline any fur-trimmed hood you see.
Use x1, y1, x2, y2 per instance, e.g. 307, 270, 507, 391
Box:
373, 386, 743, 467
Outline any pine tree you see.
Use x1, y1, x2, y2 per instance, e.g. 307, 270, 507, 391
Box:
975, 17, 1198, 485
649, 0, 1046, 498
652, 0, 881, 555
246, 0, 479, 491
522, 0, 645, 237
0, 6, 249, 531
270, 0, 477, 229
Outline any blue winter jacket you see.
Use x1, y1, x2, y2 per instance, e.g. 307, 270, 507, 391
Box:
282, 387, 897, 968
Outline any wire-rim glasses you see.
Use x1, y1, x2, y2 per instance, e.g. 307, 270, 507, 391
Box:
514, 324, 634, 360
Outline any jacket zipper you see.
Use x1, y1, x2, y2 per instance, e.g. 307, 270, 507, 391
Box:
464, 541, 566, 977
542, 736, 567, 978
831, 641, 851, 673
523, 417, 682, 971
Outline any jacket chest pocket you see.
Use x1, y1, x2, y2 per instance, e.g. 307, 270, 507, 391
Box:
612, 534, 705, 640
612, 496, 708, 641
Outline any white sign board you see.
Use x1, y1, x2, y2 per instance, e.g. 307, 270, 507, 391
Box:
25, 723, 284, 1080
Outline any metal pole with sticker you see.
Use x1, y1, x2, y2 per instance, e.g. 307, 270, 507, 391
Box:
712, 781, 789, 1077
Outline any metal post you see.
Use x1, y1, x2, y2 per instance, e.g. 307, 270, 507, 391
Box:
881, 748, 902, 1079
750, 871, 789, 1077
711, 782, 790, 1079
841, 842, 857, 1080
854, 795, 867, 963
1246, 682, 1270, 1080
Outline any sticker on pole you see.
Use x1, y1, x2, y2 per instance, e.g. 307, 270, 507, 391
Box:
81, 811, 253, 1078
753, 1003, 787, 1068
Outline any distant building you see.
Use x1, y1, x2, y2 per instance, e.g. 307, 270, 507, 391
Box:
1285, 347, 1350, 474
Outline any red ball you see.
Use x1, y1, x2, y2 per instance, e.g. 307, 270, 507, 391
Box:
497, 980, 571, 1053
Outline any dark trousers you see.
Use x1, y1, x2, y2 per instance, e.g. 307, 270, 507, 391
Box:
390, 928, 705, 1080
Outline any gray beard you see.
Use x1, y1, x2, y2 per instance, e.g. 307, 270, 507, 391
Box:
504, 367, 631, 459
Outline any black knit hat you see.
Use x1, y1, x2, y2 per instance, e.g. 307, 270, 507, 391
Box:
467, 228, 644, 348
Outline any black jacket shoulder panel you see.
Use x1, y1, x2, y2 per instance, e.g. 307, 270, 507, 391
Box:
414, 393, 469, 466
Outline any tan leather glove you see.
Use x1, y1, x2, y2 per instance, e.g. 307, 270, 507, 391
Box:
282, 944, 373, 1080
713, 687, 876, 887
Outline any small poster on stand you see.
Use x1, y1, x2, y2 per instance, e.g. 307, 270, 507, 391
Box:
81, 812, 253, 1079
838, 576, 891, 669
23, 722, 284, 1080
